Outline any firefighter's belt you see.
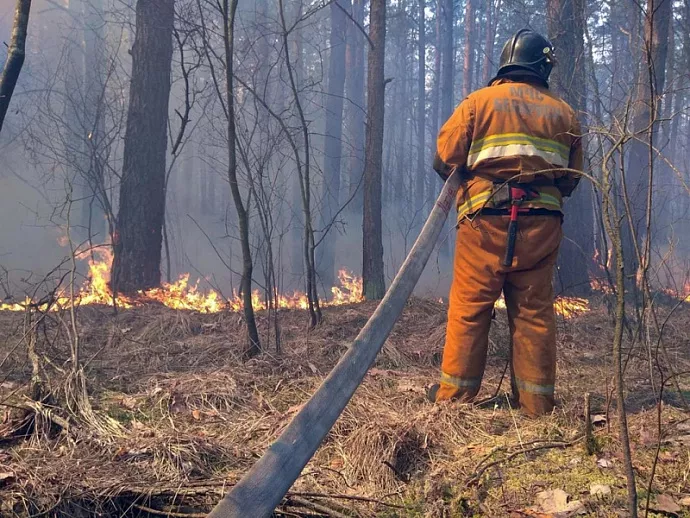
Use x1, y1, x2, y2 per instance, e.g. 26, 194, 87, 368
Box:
456, 184, 561, 222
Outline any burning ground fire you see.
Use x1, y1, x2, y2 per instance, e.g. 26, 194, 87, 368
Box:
0, 247, 364, 313
493, 295, 590, 318
0, 246, 624, 319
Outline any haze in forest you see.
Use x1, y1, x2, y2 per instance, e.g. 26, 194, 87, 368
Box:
0, 0, 688, 307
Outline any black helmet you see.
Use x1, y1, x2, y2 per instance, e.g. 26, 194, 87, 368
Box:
496, 29, 556, 82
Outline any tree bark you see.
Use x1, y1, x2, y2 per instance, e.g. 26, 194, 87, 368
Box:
346, 0, 366, 212
318, 0, 350, 290
437, 0, 455, 259
0, 0, 32, 135
623, 0, 672, 277
362, 0, 386, 300
427, 0, 442, 206
223, 0, 261, 356
462, 0, 474, 98
546, 0, 593, 295
416, 0, 426, 213
112, 0, 174, 294
482, 0, 499, 85
80, 0, 107, 242
440, 0, 454, 120
602, 152, 638, 518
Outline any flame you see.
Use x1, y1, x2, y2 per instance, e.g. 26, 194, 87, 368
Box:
0, 240, 596, 318
659, 281, 690, 302
589, 277, 613, 294
554, 296, 590, 318
0, 246, 364, 313
590, 249, 614, 294
492, 295, 589, 318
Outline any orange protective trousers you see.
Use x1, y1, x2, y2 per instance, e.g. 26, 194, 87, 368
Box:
436, 214, 562, 416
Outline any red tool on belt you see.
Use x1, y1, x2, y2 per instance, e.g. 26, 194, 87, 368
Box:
502, 185, 538, 267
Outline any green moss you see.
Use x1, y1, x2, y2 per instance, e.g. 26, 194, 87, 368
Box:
103, 404, 134, 424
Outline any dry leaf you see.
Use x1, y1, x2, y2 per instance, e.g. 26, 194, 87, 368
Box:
596, 458, 613, 469
0, 472, 15, 486
191, 409, 202, 420
591, 414, 606, 426
307, 362, 318, 374
397, 380, 423, 393
286, 403, 305, 415
369, 368, 393, 377
651, 494, 681, 515
590, 484, 611, 497
535, 489, 585, 515
678, 496, 690, 507
539, 493, 564, 510
121, 396, 137, 410
113, 446, 128, 460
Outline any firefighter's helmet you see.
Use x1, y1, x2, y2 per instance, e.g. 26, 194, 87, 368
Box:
496, 29, 556, 82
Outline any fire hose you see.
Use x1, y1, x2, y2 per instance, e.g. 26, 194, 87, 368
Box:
208, 171, 461, 518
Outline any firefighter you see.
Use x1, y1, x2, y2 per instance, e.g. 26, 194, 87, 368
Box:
428, 29, 583, 416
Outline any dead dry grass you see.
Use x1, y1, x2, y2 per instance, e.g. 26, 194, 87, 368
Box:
1, 297, 689, 517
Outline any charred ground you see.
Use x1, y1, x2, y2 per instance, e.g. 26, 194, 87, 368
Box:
1, 298, 689, 517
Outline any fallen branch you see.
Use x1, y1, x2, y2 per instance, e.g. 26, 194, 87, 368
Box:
133, 504, 205, 518
286, 495, 351, 518
22, 399, 72, 433
288, 492, 407, 509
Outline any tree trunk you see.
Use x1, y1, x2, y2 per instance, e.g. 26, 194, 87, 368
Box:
415, 0, 426, 213
623, 0, 672, 276
482, 0, 499, 84
656, 14, 675, 233
462, 0, 474, 98
80, 0, 107, 243
223, 0, 261, 356
112, 0, 174, 294
440, 0, 454, 120
346, 0, 366, 212
362, 0, 386, 300
0, 0, 31, 134
427, 1, 442, 206
546, 0, 592, 295
318, 0, 350, 290
438, 0, 454, 258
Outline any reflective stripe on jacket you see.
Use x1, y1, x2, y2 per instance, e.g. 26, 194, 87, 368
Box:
436, 78, 583, 221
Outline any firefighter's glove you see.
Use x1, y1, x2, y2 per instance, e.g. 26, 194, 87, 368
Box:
433, 152, 452, 182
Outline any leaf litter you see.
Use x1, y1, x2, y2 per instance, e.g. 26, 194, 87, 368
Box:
0, 299, 688, 516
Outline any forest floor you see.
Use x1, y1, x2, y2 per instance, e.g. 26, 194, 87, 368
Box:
1, 297, 690, 517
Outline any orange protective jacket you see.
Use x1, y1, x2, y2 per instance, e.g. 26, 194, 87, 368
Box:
436, 78, 583, 220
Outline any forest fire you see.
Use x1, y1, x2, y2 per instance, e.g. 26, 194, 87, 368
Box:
0, 247, 364, 313
0, 247, 592, 318
493, 295, 590, 318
